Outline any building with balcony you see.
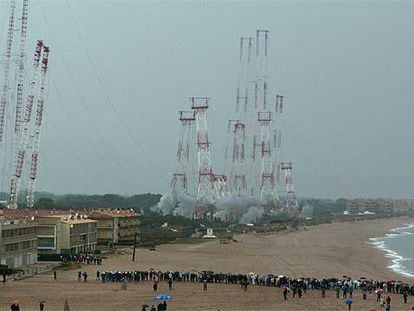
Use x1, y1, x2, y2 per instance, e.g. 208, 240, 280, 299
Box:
2, 209, 98, 255
36, 215, 98, 255
88, 209, 139, 245
0, 209, 37, 268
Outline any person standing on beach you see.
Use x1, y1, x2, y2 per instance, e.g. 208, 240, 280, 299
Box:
335, 284, 340, 298
39, 301, 45, 311
203, 279, 208, 291
283, 287, 288, 300
386, 296, 391, 308
403, 291, 408, 303
10, 301, 19, 311
53, 271, 57, 280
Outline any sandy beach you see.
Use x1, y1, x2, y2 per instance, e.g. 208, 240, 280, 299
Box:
1, 216, 414, 310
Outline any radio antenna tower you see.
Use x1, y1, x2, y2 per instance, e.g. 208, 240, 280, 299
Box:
0, 0, 17, 171
9, 40, 44, 208
27, 44, 50, 208
258, 111, 279, 213
236, 37, 253, 115
191, 97, 216, 219
231, 121, 247, 194
170, 110, 196, 213
280, 162, 299, 215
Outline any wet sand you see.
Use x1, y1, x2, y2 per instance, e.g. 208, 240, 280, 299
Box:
1, 216, 414, 310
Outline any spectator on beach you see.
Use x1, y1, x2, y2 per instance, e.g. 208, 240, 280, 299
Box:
349, 286, 353, 298
83, 271, 88, 282
153, 281, 158, 292
386, 295, 391, 307
321, 287, 326, 298
362, 288, 367, 300
53, 271, 57, 280
78, 271, 81, 281
162, 301, 167, 310
10, 301, 19, 311
157, 302, 162, 311
335, 285, 340, 298
96, 270, 100, 281
342, 285, 348, 299
39, 301, 45, 311
403, 291, 408, 303
283, 287, 288, 300
150, 305, 156, 311
377, 291, 382, 302
298, 287, 302, 298
168, 278, 173, 290
203, 279, 208, 291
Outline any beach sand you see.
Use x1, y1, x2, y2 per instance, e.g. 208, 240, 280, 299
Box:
1, 216, 414, 310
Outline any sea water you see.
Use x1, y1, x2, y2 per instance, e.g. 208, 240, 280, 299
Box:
369, 224, 414, 278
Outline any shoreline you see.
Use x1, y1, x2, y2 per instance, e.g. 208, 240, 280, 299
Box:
95, 216, 414, 282
369, 223, 414, 279
2, 216, 414, 310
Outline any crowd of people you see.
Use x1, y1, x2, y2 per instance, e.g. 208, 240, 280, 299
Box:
97, 268, 414, 310
62, 254, 103, 265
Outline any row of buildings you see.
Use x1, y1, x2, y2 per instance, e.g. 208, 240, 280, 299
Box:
0, 208, 139, 269
346, 198, 414, 213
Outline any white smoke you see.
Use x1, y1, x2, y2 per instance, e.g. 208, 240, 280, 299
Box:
154, 192, 267, 223
152, 192, 196, 217
215, 193, 261, 221
239, 205, 264, 224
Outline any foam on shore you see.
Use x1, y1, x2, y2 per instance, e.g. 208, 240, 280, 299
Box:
369, 224, 414, 279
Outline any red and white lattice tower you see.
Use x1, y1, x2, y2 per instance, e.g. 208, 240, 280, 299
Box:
236, 37, 252, 115
258, 111, 279, 213
27, 44, 50, 208
231, 121, 247, 194
0, 0, 17, 176
9, 40, 44, 208
213, 174, 228, 198
170, 110, 195, 211
191, 97, 216, 219
280, 162, 299, 215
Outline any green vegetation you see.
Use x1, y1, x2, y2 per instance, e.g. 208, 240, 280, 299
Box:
32, 192, 162, 213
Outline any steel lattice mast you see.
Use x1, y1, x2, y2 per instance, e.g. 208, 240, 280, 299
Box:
258, 111, 279, 213
0, 0, 17, 167
191, 97, 216, 219
9, 40, 43, 208
231, 121, 247, 194
27, 44, 50, 208
170, 110, 195, 212
280, 162, 299, 215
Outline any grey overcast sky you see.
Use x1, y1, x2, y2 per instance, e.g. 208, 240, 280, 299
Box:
0, 0, 413, 199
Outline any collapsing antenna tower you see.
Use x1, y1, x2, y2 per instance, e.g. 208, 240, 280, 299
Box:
170, 110, 196, 213
26, 44, 50, 208
280, 162, 299, 215
0, 0, 17, 166
9, 40, 44, 208
191, 97, 216, 219
231, 121, 247, 194
258, 111, 279, 213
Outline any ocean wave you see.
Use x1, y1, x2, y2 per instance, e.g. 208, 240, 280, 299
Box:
369, 226, 414, 278
390, 223, 414, 232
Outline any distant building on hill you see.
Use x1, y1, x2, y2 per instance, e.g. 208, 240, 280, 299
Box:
346, 198, 414, 214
